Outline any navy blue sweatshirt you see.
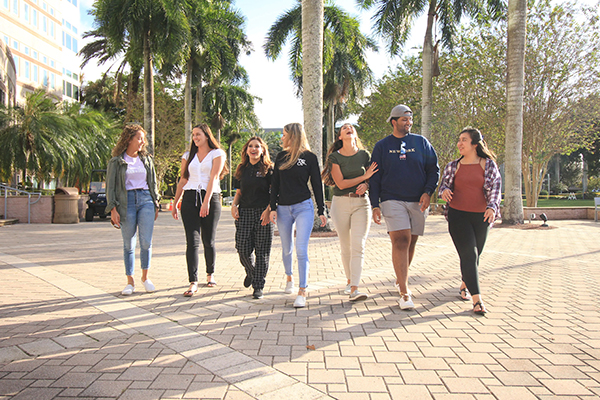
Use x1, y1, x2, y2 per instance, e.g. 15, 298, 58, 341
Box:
270, 150, 325, 215
369, 133, 439, 207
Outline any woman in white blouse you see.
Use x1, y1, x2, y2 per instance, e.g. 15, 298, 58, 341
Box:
172, 123, 228, 296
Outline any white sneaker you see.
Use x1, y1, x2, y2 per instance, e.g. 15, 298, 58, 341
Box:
143, 279, 155, 293
293, 295, 306, 308
284, 279, 295, 294
344, 284, 352, 295
349, 291, 368, 301
398, 293, 414, 310
122, 284, 135, 296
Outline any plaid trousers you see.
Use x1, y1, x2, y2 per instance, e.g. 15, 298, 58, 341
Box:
235, 207, 274, 289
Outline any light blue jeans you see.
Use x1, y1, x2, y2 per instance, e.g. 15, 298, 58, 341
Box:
121, 189, 155, 276
276, 198, 314, 289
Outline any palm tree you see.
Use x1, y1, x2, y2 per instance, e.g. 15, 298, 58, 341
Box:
265, 0, 375, 161
0, 91, 74, 186
85, 0, 189, 155
357, 0, 504, 140
503, 0, 527, 224
181, 0, 252, 143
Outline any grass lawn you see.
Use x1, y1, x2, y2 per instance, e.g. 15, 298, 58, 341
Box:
521, 198, 596, 207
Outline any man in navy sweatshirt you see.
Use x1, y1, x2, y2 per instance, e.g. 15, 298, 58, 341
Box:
369, 105, 439, 310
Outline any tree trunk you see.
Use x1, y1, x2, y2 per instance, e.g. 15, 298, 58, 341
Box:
302, 0, 328, 231
302, 0, 324, 165
420, 0, 436, 140
503, 0, 527, 224
195, 81, 203, 126
184, 58, 193, 144
143, 31, 155, 156
326, 98, 335, 160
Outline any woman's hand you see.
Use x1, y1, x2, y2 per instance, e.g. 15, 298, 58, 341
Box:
231, 205, 239, 220
355, 183, 368, 196
270, 210, 278, 224
155, 209, 159, 221
441, 188, 453, 203
200, 200, 210, 218
171, 203, 179, 220
364, 162, 378, 180
260, 207, 271, 225
484, 208, 495, 224
319, 215, 327, 227
110, 209, 121, 228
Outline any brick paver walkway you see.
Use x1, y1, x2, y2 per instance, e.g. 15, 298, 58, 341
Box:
1, 209, 599, 399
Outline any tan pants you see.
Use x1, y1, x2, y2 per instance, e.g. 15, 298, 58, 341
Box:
330, 195, 371, 287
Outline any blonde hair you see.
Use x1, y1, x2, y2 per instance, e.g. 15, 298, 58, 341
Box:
280, 123, 310, 170
112, 124, 147, 157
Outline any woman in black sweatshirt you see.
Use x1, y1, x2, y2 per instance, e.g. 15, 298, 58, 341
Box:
270, 123, 326, 308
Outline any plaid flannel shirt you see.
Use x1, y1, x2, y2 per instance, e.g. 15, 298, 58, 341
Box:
438, 157, 502, 221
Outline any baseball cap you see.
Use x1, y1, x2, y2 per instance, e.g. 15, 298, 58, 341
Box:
387, 105, 413, 123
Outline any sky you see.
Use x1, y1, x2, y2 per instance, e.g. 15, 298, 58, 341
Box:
78, 0, 426, 128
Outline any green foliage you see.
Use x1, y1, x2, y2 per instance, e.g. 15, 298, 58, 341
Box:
0, 90, 118, 189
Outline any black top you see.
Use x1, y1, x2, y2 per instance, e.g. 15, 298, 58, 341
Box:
270, 150, 325, 215
238, 163, 272, 209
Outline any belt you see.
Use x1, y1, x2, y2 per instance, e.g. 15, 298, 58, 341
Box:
338, 193, 365, 198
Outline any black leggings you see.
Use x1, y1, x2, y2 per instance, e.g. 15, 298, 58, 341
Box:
181, 190, 221, 282
447, 207, 490, 296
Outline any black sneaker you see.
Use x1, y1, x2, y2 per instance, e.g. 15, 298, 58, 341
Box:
244, 274, 252, 288
253, 288, 263, 299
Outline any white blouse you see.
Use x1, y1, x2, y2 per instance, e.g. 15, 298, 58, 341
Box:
182, 149, 226, 193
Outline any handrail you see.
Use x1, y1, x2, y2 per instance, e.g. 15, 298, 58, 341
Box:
0, 183, 42, 224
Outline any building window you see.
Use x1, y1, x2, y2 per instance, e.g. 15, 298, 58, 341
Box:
73, 85, 78, 99
42, 55, 47, 64
32, 9, 38, 28
33, 50, 38, 59
11, 40, 18, 50
2, 0, 8, 10
24, 46, 29, 55
12, 0, 18, 15
50, 73, 55, 89
42, 69, 48, 86
42, 2, 46, 10
13, 56, 19, 76
24, 60, 30, 79
43, 16, 47, 33
3, 35, 8, 45
23, 3, 29, 22
33, 65, 38, 82
50, 60, 55, 68
50, 21, 54, 37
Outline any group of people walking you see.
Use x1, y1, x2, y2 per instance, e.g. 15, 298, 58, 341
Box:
105, 104, 502, 315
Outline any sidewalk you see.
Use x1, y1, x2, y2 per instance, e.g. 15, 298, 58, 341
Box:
1, 210, 599, 399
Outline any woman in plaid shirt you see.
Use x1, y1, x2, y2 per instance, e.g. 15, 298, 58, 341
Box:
439, 127, 501, 315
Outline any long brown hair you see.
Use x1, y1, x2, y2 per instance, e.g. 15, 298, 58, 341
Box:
321, 123, 363, 186
279, 123, 310, 170
234, 137, 273, 180
112, 124, 148, 157
460, 127, 496, 162
182, 123, 229, 180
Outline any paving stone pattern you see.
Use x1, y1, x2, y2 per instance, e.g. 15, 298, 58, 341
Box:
0, 211, 599, 399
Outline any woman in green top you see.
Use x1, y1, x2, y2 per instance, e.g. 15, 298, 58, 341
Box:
322, 123, 378, 301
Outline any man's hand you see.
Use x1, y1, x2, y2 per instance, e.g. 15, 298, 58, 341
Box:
372, 207, 382, 225
419, 193, 431, 212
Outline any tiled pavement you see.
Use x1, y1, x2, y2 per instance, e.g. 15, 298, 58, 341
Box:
1, 209, 600, 399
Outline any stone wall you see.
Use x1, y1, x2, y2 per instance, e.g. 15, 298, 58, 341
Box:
522, 207, 597, 221
0, 195, 53, 223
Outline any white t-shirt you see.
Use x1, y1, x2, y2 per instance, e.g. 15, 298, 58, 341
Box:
124, 154, 149, 190
182, 149, 226, 193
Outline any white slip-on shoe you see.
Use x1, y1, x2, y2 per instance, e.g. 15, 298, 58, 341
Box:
343, 284, 352, 295
284, 279, 295, 294
349, 291, 368, 301
398, 293, 414, 310
122, 284, 135, 296
143, 279, 155, 293
293, 295, 306, 308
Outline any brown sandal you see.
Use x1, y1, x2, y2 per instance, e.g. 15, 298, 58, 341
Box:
183, 283, 198, 297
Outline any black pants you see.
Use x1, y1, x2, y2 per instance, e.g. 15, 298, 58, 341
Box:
235, 208, 274, 289
181, 190, 221, 282
447, 207, 490, 296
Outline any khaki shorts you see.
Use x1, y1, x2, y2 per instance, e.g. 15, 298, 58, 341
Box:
380, 200, 428, 235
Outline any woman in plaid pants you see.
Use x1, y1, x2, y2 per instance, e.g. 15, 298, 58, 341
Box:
231, 137, 274, 299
